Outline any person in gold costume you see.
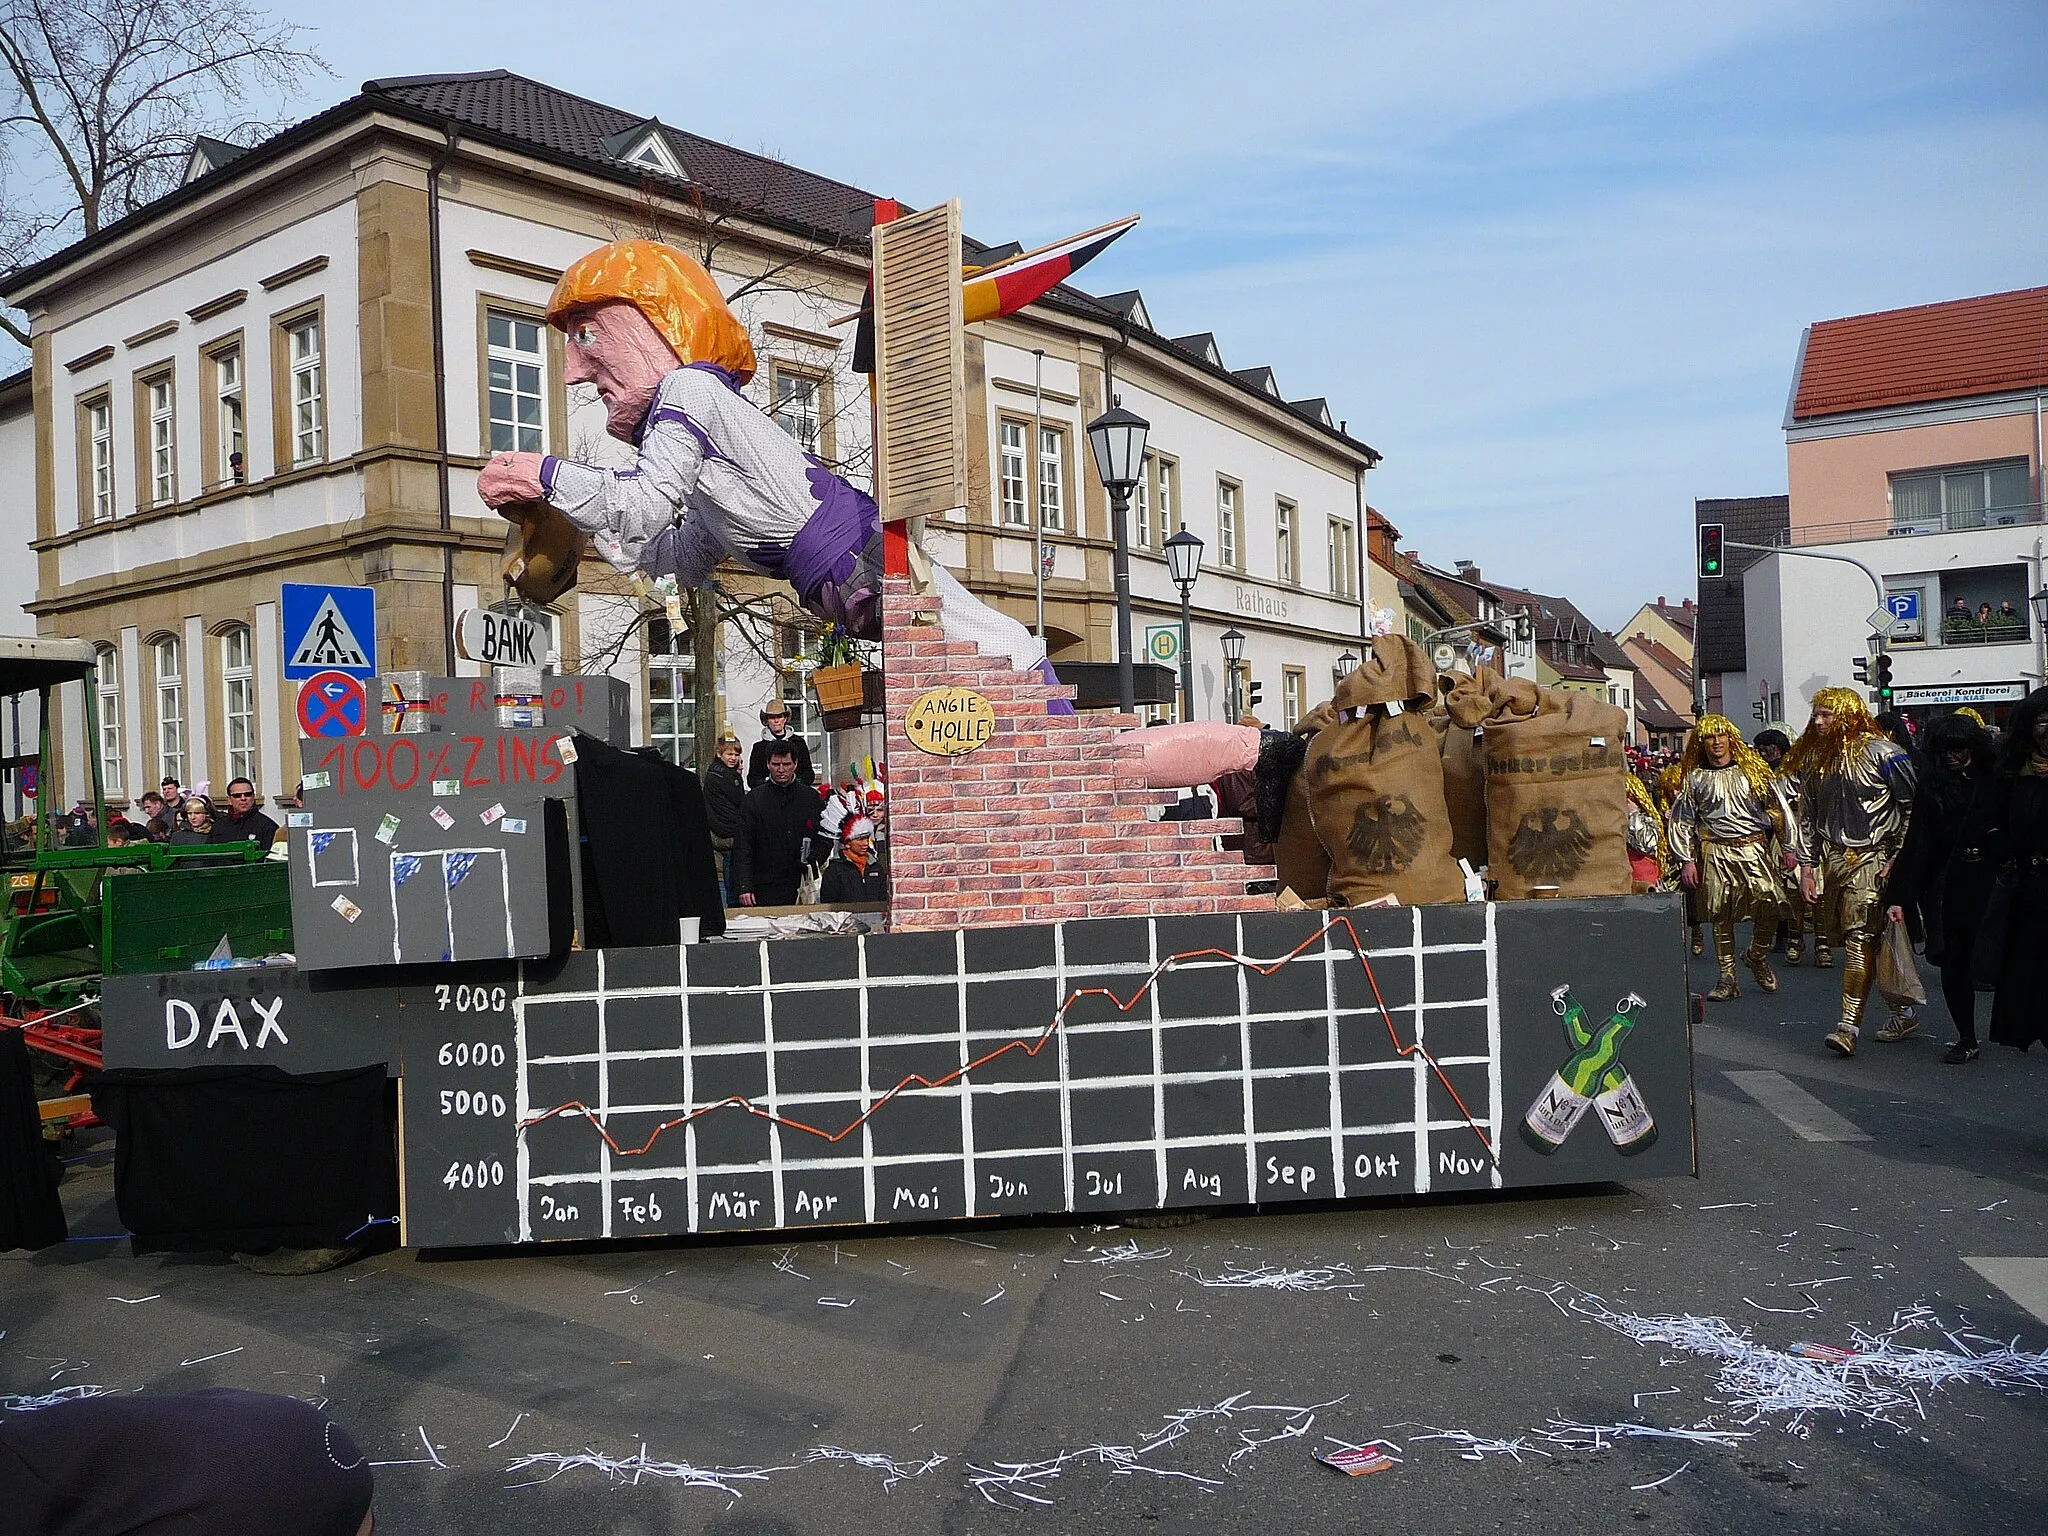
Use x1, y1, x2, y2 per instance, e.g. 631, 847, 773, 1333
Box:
1785, 688, 1918, 1056
1667, 716, 1798, 1000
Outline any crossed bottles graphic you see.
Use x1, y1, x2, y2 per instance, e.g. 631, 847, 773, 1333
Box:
1519, 985, 1659, 1157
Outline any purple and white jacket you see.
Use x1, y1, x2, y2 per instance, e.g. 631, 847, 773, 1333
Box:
540, 362, 880, 633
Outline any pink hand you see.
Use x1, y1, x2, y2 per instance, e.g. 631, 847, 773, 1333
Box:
478, 452, 548, 509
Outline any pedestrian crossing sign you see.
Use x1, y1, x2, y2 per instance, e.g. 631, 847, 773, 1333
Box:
283, 583, 377, 680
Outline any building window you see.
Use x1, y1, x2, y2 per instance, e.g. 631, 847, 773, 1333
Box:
220, 625, 256, 786
486, 310, 546, 453
1890, 459, 2031, 533
153, 635, 185, 783
646, 616, 698, 769
1155, 456, 1177, 542
80, 393, 114, 524
1276, 498, 1297, 584
1037, 425, 1066, 532
1328, 518, 1357, 598
213, 346, 245, 485
770, 365, 822, 455
1282, 667, 1304, 729
144, 373, 176, 506
774, 622, 826, 767
999, 420, 1028, 525
286, 314, 324, 465
1217, 479, 1239, 568
1133, 452, 1153, 550
94, 647, 123, 798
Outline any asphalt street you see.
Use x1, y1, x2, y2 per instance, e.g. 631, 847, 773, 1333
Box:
6, 948, 2046, 1535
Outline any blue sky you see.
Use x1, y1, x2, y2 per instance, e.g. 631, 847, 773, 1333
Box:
49, 2, 2048, 625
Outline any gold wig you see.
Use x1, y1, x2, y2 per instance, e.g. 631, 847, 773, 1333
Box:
1678, 713, 1777, 800
1783, 687, 1881, 777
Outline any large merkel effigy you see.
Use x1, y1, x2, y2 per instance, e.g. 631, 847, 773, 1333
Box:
96, 202, 1696, 1255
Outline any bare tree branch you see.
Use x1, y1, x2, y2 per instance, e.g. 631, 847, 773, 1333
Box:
0, 0, 328, 348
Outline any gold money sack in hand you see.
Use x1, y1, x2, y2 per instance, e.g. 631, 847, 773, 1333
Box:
498, 498, 587, 606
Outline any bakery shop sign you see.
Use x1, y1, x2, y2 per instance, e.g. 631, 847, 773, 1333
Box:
905, 686, 996, 756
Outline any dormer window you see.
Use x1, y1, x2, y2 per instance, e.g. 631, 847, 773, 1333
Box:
603, 120, 688, 180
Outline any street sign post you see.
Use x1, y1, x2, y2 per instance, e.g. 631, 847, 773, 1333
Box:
283, 584, 377, 681
296, 671, 368, 738
1885, 590, 1924, 642
454, 608, 546, 667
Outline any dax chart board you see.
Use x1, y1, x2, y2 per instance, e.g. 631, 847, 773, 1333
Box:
401, 897, 1694, 1247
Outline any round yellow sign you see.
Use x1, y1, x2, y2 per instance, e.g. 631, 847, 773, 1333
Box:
904, 686, 997, 756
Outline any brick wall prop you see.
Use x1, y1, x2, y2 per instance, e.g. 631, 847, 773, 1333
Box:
880, 576, 1269, 930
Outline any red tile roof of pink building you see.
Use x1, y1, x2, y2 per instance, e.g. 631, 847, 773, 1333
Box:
1791, 285, 2048, 421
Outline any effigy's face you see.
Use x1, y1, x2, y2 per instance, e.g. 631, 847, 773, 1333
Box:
561, 300, 681, 440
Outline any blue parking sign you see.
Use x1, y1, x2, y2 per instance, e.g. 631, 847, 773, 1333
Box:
1885, 591, 1919, 623
283, 584, 377, 680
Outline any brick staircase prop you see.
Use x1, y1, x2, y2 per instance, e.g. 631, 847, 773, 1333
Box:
880, 576, 1269, 931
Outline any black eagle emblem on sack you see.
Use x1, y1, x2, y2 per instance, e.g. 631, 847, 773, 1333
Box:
1508, 807, 1592, 879
1347, 795, 1427, 874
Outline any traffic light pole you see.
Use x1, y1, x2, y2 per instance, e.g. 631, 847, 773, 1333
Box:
1723, 540, 1889, 618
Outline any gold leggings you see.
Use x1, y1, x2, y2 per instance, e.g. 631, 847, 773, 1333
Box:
1710, 918, 1769, 977
1817, 848, 1884, 1029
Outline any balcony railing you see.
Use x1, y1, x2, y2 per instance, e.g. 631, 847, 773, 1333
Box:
1777, 500, 2045, 549
1936, 613, 2031, 647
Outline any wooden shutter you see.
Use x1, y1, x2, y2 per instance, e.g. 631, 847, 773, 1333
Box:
872, 200, 966, 522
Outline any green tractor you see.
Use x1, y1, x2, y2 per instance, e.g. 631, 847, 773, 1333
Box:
0, 637, 290, 1146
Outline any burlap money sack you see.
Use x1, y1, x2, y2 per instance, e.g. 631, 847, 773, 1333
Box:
499, 500, 588, 607
1271, 702, 1334, 902
1480, 682, 1630, 899
1434, 668, 1497, 869
1303, 637, 1463, 907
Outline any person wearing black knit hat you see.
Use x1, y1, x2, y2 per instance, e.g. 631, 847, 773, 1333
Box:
0, 1388, 375, 1533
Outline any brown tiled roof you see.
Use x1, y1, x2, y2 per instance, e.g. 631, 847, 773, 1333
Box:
1649, 601, 1695, 640
1791, 285, 2048, 420
1624, 635, 1692, 683
366, 71, 879, 243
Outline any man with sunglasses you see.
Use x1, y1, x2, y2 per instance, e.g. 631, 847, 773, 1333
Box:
213, 778, 278, 848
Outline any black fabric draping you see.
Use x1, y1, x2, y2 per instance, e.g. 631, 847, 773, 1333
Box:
0, 1026, 66, 1252
571, 733, 727, 947
91, 1066, 396, 1256
0, 1389, 373, 1536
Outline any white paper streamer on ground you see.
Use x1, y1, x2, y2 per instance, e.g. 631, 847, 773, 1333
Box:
0, 1384, 115, 1412
802, 1446, 947, 1491
1063, 1240, 1173, 1267
1568, 1294, 2048, 1434
1401, 1426, 1553, 1463
504, 1445, 789, 1493
966, 1393, 1346, 1507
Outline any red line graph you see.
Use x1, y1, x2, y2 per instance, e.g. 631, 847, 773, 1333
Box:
518, 915, 1499, 1167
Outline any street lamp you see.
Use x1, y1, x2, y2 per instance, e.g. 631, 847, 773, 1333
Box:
2032, 586, 2048, 626
1336, 650, 1359, 678
1086, 405, 1151, 714
1164, 526, 1204, 719
1220, 627, 1247, 724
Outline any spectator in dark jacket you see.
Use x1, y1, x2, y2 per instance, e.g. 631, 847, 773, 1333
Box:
747, 703, 815, 789
733, 741, 820, 906
819, 816, 888, 903
1884, 712, 2000, 1062
169, 795, 218, 845
136, 790, 171, 840
212, 778, 279, 848
701, 731, 746, 903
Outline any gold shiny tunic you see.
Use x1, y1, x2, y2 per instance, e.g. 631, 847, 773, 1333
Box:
1667, 765, 1794, 923
1799, 735, 1917, 959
